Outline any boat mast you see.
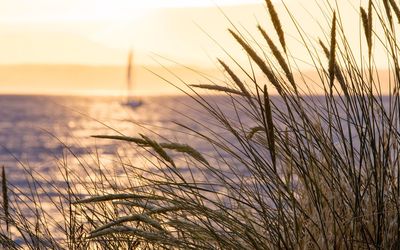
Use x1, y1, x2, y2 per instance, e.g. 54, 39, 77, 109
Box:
126, 50, 133, 101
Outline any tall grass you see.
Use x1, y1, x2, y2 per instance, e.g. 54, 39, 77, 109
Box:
2, 0, 400, 248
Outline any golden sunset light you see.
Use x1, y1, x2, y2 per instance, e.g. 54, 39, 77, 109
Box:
0, 1, 265, 63
0, 0, 270, 94
0, 0, 381, 96
2, 0, 400, 248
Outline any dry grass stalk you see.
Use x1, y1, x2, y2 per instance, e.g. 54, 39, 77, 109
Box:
1, 166, 9, 235
191, 84, 246, 96
258, 25, 296, 91
368, 0, 373, 35
361, 3, 373, 56
218, 59, 252, 98
319, 40, 347, 95
229, 29, 282, 94
92, 135, 146, 145
329, 12, 337, 91
361, 8, 369, 44
74, 194, 162, 204
160, 142, 209, 165
263, 85, 276, 167
141, 134, 175, 166
383, 0, 393, 26
92, 214, 164, 234
389, 0, 400, 23
246, 126, 265, 139
93, 135, 208, 164
0, 233, 17, 249
147, 206, 187, 215
88, 226, 169, 243
265, 0, 286, 52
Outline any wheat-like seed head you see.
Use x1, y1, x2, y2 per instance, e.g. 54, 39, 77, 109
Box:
319, 39, 348, 96
263, 85, 276, 167
229, 29, 283, 95
92, 214, 165, 235
258, 25, 296, 92
191, 84, 245, 96
160, 142, 209, 165
389, 0, 400, 23
93, 135, 208, 165
265, 0, 286, 53
246, 126, 265, 140
383, 0, 393, 26
218, 59, 252, 99
361, 4, 373, 56
329, 12, 337, 91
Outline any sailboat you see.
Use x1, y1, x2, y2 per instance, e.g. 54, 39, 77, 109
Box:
124, 50, 143, 108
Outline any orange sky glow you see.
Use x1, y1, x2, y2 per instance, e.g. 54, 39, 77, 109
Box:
0, 0, 381, 95
0, 0, 269, 66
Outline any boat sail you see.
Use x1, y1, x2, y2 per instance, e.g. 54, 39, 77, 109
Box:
124, 50, 143, 108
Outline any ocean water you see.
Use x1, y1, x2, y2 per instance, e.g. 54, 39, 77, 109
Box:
1, 94, 392, 188
0, 94, 234, 242
0, 95, 238, 187
1, 94, 394, 244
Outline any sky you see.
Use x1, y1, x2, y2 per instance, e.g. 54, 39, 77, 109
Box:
1, 0, 264, 20
0, 0, 276, 66
0, 1, 264, 25
0, 0, 378, 95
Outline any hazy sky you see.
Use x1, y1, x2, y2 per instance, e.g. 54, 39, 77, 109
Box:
0, 0, 368, 66
0, 0, 274, 66
0, 0, 264, 20
0, 0, 380, 95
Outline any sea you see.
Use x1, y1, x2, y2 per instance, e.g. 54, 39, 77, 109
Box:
0, 94, 389, 244
0, 95, 231, 180
0, 94, 235, 243
0, 94, 240, 238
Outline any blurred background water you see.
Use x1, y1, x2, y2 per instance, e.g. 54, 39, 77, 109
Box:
0, 95, 238, 186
